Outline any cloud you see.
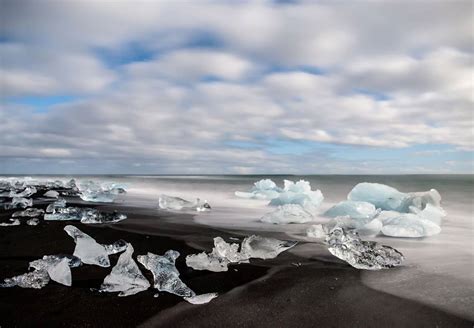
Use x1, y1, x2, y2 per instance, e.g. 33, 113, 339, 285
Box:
0, 0, 472, 173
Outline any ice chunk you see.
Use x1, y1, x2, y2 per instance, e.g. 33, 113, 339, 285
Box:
64, 225, 115, 267
46, 198, 67, 213
324, 215, 382, 236
43, 190, 59, 198
408, 203, 446, 226
12, 208, 44, 218
27, 218, 40, 226
158, 194, 211, 211
357, 218, 383, 236
241, 235, 297, 259
324, 201, 378, 220
235, 179, 282, 200
260, 204, 313, 224
0, 270, 50, 289
103, 239, 128, 255
45, 206, 126, 224
186, 251, 230, 272
78, 181, 127, 203
269, 180, 324, 213
99, 244, 150, 296
306, 224, 326, 239
348, 183, 407, 211
138, 250, 195, 298
381, 214, 441, 237
0, 219, 20, 227
10, 197, 33, 209
184, 293, 218, 304
29, 257, 72, 286
326, 227, 404, 270
9, 186, 37, 198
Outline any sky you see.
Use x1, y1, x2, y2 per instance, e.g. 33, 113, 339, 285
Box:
0, 0, 473, 175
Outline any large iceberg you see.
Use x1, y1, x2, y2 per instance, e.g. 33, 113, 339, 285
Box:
99, 244, 150, 296
260, 204, 313, 224
186, 235, 296, 272
158, 194, 211, 212
64, 225, 126, 267
326, 227, 404, 270
324, 200, 378, 220
235, 179, 282, 200
269, 180, 324, 213
78, 181, 127, 203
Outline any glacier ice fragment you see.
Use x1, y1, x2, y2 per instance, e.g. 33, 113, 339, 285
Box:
0, 219, 20, 226
324, 200, 378, 220
9, 197, 33, 209
27, 218, 40, 226
235, 179, 282, 200
269, 180, 324, 213
381, 213, 441, 237
241, 235, 297, 260
99, 244, 150, 296
46, 198, 67, 213
306, 224, 326, 239
326, 227, 404, 270
103, 239, 128, 255
260, 204, 313, 224
29, 257, 72, 286
348, 183, 408, 211
158, 194, 211, 211
184, 293, 218, 304
45, 206, 126, 224
43, 190, 59, 198
12, 208, 44, 218
78, 181, 127, 203
138, 250, 195, 298
0, 270, 50, 289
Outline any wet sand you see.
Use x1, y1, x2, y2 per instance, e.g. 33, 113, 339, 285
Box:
0, 201, 472, 327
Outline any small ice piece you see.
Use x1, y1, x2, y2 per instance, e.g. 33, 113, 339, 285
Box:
46, 198, 67, 213
29, 257, 72, 286
0, 219, 20, 226
44, 207, 90, 221
103, 239, 128, 255
138, 250, 195, 298
43, 190, 59, 198
381, 214, 441, 238
0, 270, 50, 289
260, 204, 313, 224
158, 194, 211, 211
409, 203, 446, 226
27, 218, 40, 226
80, 211, 127, 224
99, 244, 150, 296
235, 179, 282, 200
78, 181, 127, 203
324, 201, 377, 220
185, 252, 230, 272
269, 180, 324, 213
64, 225, 113, 267
184, 293, 218, 304
324, 215, 382, 236
12, 208, 44, 218
326, 227, 404, 270
306, 224, 326, 239
241, 235, 297, 260
10, 197, 33, 209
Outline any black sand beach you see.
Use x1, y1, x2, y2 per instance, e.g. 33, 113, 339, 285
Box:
0, 198, 472, 328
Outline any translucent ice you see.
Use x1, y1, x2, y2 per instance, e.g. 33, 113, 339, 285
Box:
46, 198, 67, 213
10, 197, 33, 209
99, 244, 150, 296
138, 250, 195, 298
241, 235, 297, 260
324, 216, 382, 236
326, 227, 404, 270
0, 219, 20, 227
381, 213, 441, 238
64, 225, 125, 267
158, 194, 211, 211
409, 203, 446, 226
78, 181, 127, 203
45, 206, 126, 224
43, 190, 59, 198
103, 239, 128, 255
80, 211, 127, 224
186, 251, 230, 272
0, 270, 50, 289
184, 293, 218, 304
29, 256, 72, 286
27, 218, 40, 226
9, 186, 37, 198
269, 180, 324, 213
324, 201, 378, 220
12, 208, 44, 217
235, 179, 282, 200
306, 224, 326, 239
260, 204, 313, 224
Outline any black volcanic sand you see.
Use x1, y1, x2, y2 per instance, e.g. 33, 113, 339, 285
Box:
0, 200, 472, 328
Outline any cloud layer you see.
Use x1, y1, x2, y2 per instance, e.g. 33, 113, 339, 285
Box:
1, 1, 472, 174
